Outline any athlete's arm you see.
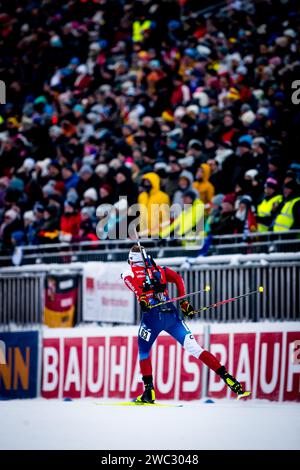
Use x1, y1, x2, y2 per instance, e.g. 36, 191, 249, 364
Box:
122, 272, 139, 295
164, 266, 186, 297
122, 271, 144, 301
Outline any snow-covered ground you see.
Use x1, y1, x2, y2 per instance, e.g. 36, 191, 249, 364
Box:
1, 399, 300, 450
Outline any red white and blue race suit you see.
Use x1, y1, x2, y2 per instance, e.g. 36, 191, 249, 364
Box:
122, 264, 221, 378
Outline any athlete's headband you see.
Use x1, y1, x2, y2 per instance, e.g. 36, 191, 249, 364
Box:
128, 251, 144, 264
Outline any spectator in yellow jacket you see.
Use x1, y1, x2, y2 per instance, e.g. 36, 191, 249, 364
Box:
193, 163, 215, 204
138, 172, 170, 237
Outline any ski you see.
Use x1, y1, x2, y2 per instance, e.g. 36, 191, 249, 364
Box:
95, 401, 183, 407
237, 391, 251, 400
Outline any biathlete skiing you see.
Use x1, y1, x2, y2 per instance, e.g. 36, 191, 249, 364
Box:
122, 244, 250, 403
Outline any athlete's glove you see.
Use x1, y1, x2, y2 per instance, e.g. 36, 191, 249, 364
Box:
180, 299, 195, 317
139, 294, 150, 310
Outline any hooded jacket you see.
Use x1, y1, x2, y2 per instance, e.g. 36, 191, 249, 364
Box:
138, 172, 170, 236
172, 170, 199, 207
193, 163, 215, 204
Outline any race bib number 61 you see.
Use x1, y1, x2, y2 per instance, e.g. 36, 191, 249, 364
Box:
139, 327, 151, 342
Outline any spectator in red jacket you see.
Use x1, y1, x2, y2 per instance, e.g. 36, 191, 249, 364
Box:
60, 200, 81, 237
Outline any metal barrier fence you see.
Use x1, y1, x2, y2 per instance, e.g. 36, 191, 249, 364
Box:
0, 230, 299, 266
0, 272, 45, 326
0, 254, 299, 328
170, 263, 300, 323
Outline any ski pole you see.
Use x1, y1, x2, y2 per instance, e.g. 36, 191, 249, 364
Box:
192, 286, 264, 315
134, 227, 154, 288
148, 285, 211, 309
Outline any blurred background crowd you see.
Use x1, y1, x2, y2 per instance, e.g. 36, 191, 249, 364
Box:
0, 0, 300, 252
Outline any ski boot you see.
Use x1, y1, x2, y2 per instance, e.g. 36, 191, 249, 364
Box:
217, 366, 251, 398
136, 377, 156, 404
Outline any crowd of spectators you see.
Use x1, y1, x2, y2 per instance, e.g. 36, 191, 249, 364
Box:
0, 0, 300, 252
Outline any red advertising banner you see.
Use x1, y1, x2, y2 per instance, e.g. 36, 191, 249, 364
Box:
283, 332, 300, 402
85, 337, 106, 398
256, 332, 282, 401
42, 338, 60, 399
41, 324, 300, 402
208, 333, 230, 399
179, 334, 203, 401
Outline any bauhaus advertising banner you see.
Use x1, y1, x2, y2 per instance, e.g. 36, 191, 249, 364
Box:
41, 323, 300, 402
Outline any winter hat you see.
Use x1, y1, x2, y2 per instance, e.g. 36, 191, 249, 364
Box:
227, 88, 240, 100
79, 164, 93, 176
89, 42, 101, 52
283, 29, 297, 39
174, 107, 186, 119
149, 59, 161, 69
18, 157, 35, 173
9, 177, 25, 192
241, 110, 256, 126
154, 162, 168, 172
95, 164, 109, 176
83, 154, 96, 165
83, 188, 98, 201
269, 56, 282, 67
167, 127, 183, 141
239, 135, 253, 146
212, 194, 224, 207
245, 169, 258, 180
265, 177, 279, 190
109, 158, 122, 170
100, 184, 113, 195
274, 91, 285, 102
222, 194, 235, 206
11, 231, 24, 244
239, 195, 253, 207
34, 202, 45, 213
240, 103, 252, 113
128, 247, 144, 264
196, 45, 212, 57
114, 198, 128, 212
187, 139, 202, 151
4, 209, 18, 221
66, 189, 79, 204
238, 140, 251, 150
179, 170, 194, 186
76, 64, 88, 75
215, 148, 234, 166
73, 104, 84, 114
161, 110, 174, 122
36, 158, 51, 176
81, 206, 96, 218
23, 210, 35, 223
275, 36, 289, 47
178, 155, 195, 168
42, 183, 56, 196
182, 189, 197, 203
70, 57, 80, 65
253, 137, 266, 146
186, 105, 199, 116
257, 107, 269, 117
193, 90, 209, 107
236, 65, 248, 76
64, 199, 77, 209
252, 89, 264, 101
